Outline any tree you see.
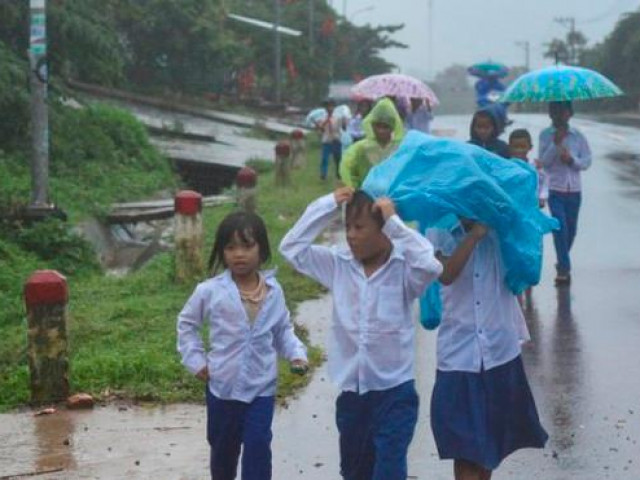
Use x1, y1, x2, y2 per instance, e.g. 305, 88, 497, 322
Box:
582, 8, 640, 109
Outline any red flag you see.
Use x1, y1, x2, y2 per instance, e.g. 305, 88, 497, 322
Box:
286, 53, 298, 81
321, 17, 336, 37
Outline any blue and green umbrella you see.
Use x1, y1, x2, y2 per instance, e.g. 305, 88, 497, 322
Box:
468, 61, 509, 78
501, 65, 624, 103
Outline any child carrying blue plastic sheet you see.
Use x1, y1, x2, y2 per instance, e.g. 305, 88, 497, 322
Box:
362, 130, 558, 326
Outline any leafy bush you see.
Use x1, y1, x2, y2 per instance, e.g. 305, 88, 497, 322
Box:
0, 218, 100, 277
0, 42, 29, 150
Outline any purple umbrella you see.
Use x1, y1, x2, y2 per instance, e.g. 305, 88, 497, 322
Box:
351, 74, 439, 107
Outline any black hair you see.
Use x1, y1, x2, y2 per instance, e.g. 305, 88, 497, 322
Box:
549, 101, 573, 114
207, 210, 271, 274
345, 190, 384, 229
509, 128, 532, 145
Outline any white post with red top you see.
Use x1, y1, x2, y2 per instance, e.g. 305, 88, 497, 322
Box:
174, 190, 204, 281
24, 269, 70, 403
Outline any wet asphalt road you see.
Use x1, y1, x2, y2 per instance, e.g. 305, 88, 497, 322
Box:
1, 114, 639, 479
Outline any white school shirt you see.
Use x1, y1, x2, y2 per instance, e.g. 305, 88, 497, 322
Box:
426, 225, 530, 373
176, 270, 307, 403
279, 194, 442, 394
539, 126, 592, 193
319, 115, 342, 143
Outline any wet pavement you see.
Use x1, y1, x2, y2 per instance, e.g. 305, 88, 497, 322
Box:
2, 114, 640, 479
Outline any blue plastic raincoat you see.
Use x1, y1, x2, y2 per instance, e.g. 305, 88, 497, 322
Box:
362, 131, 559, 328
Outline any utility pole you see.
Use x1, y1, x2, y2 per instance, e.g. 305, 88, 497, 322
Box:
29, 0, 50, 210
555, 16, 576, 64
308, 0, 314, 56
427, 0, 434, 79
516, 40, 530, 71
274, 0, 282, 103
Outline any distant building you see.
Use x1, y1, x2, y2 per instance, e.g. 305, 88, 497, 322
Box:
328, 81, 355, 102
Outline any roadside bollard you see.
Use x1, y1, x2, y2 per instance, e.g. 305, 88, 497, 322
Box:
236, 166, 257, 213
174, 190, 204, 282
24, 270, 70, 404
275, 141, 292, 187
290, 129, 306, 169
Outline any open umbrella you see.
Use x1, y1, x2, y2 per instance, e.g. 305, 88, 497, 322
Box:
351, 74, 439, 107
305, 104, 351, 128
501, 65, 624, 103
468, 61, 509, 78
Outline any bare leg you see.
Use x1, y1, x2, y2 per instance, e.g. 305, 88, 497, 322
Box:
454, 459, 492, 480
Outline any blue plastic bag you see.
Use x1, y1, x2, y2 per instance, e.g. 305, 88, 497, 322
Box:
363, 131, 558, 301
419, 281, 442, 330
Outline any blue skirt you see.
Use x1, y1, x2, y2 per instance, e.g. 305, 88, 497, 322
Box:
430, 355, 548, 470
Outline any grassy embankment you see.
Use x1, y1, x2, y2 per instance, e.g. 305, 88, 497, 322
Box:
0, 103, 334, 411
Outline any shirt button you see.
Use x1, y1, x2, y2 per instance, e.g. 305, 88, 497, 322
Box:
478, 329, 483, 334
475, 273, 480, 278
475, 301, 480, 306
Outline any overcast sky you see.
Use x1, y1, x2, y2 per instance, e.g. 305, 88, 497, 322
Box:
337, 0, 640, 79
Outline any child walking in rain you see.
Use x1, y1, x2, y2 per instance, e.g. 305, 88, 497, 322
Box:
509, 129, 549, 209
426, 219, 548, 480
316, 98, 345, 180
538, 101, 592, 285
177, 211, 308, 480
468, 107, 510, 158
509, 128, 549, 307
340, 98, 405, 188
280, 187, 442, 480
405, 97, 434, 134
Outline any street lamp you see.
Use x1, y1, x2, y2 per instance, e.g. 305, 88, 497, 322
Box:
515, 40, 530, 71
349, 5, 374, 23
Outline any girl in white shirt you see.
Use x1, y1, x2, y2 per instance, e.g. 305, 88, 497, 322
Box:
177, 211, 308, 480
427, 219, 548, 480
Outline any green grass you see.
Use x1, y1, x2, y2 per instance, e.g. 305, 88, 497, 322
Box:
0, 138, 338, 410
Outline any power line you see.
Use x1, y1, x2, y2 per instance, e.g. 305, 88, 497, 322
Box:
579, 0, 637, 24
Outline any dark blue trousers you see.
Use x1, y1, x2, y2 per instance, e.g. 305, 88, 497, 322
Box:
321, 140, 342, 179
336, 380, 419, 480
206, 387, 275, 480
548, 191, 582, 274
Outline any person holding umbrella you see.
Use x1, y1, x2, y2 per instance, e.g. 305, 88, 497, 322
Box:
405, 97, 434, 134
538, 101, 592, 285
501, 65, 623, 285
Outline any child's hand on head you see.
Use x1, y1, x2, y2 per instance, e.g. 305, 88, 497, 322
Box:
372, 197, 396, 221
196, 366, 209, 382
469, 222, 488, 240
334, 186, 355, 205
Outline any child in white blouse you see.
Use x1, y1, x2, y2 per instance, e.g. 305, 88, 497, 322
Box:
427, 219, 547, 480
177, 210, 307, 480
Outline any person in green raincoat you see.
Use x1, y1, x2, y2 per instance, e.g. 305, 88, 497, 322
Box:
339, 98, 405, 188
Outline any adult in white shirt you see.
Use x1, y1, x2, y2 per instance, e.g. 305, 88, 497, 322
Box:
316, 98, 345, 180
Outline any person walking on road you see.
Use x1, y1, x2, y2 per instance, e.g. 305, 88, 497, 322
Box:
316, 98, 345, 181
177, 211, 308, 480
468, 107, 510, 158
280, 187, 442, 480
405, 97, 434, 134
538, 101, 592, 285
340, 99, 405, 189
426, 219, 548, 480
